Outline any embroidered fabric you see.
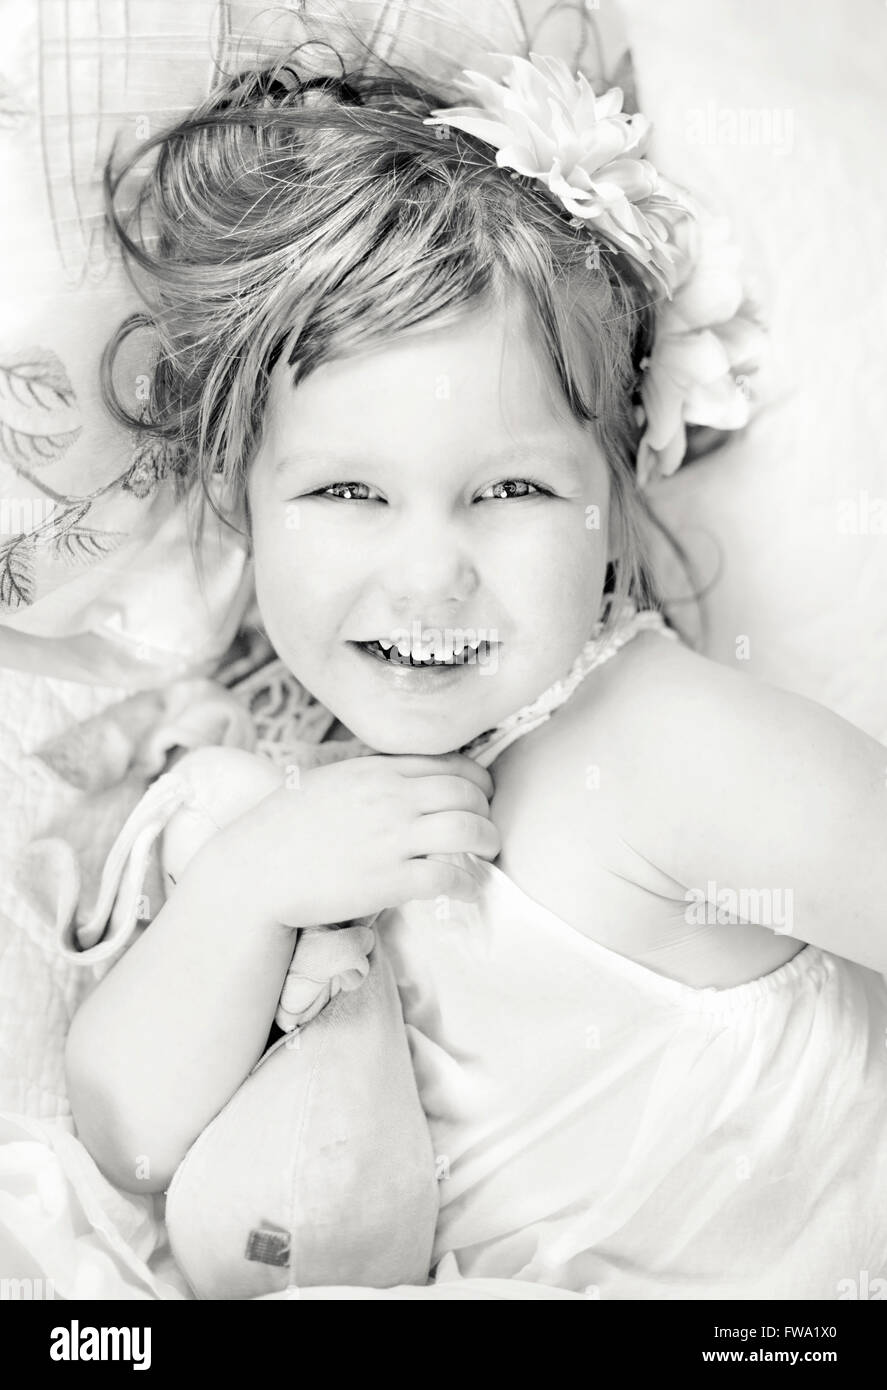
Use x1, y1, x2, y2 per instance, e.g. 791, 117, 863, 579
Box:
229, 657, 372, 768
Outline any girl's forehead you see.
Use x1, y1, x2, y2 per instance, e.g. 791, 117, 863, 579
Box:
262, 296, 579, 445
251, 311, 606, 503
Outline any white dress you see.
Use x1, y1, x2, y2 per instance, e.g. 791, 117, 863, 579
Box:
50, 602, 887, 1299
379, 608, 887, 1300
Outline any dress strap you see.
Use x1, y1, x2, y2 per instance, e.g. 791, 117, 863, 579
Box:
460, 604, 677, 770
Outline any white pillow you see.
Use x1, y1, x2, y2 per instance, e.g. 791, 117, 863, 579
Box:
623, 0, 887, 737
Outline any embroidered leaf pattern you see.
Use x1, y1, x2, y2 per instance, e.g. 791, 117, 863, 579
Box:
0, 500, 128, 611
122, 433, 190, 499
44, 501, 127, 568
0, 349, 82, 468
40, 499, 91, 537
0, 533, 35, 608
0, 359, 169, 607
52, 526, 127, 566
2, 351, 76, 409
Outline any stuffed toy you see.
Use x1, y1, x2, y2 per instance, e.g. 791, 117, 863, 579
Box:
33, 684, 440, 1299
155, 746, 440, 1300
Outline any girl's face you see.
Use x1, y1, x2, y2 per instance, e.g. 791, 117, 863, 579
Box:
247, 294, 613, 754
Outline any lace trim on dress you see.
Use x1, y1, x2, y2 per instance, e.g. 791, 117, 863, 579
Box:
451, 603, 675, 769
229, 602, 677, 772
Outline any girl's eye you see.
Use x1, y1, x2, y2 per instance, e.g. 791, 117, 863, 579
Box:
477, 478, 547, 501
308, 478, 550, 503
313, 482, 380, 502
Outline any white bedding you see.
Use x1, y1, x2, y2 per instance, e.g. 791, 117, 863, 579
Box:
0, 666, 190, 1297
0, 668, 126, 1120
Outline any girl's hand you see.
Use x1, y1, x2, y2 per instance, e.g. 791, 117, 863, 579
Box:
204, 752, 499, 930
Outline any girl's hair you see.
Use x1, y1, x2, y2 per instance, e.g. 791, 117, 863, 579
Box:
102, 49, 709, 638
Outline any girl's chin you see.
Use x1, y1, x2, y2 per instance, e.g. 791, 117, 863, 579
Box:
347, 726, 481, 757
333, 703, 494, 755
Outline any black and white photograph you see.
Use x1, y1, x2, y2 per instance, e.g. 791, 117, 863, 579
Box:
0, 0, 885, 1349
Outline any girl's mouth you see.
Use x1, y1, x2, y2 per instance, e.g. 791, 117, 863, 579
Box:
353, 639, 496, 669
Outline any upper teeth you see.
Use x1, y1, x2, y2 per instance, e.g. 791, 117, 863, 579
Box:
377, 635, 485, 659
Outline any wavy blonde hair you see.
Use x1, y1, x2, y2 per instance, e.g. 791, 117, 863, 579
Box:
103, 51, 700, 635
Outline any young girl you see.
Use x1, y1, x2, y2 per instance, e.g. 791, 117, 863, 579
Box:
65, 51, 887, 1300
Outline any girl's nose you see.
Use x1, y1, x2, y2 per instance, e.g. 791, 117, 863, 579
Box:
379, 512, 480, 612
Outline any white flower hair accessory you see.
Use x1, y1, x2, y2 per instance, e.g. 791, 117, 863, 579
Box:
634, 196, 766, 485
424, 51, 765, 484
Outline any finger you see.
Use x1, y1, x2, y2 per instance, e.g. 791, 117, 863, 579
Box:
408, 810, 501, 861
400, 855, 481, 904
409, 774, 491, 818
383, 752, 494, 800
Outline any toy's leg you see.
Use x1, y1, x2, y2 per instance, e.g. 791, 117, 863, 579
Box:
164, 934, 439, 1299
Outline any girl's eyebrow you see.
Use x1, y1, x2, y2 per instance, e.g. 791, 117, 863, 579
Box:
274, 450, 382, 476
273, 442, 586, 477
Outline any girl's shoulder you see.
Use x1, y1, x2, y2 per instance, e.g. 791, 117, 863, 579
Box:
488, 631, 716, 956
490, 624, 707, 853
494, 621, 822, 826
494, 619, 887, 978
486, 627, 880, 982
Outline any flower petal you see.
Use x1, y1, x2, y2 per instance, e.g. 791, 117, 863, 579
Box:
425, 107, 514, 150
637, 419, 688, 485
640, 365, 686, 449
683, 375, 750, 428
717, 311, 767, 370
594, 86, 626, 120
495, 141, 554, 178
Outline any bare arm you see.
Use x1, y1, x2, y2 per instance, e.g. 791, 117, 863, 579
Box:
65, 746, 498, 1196
65, 835, 295, 1195
578, 635, 887, 974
